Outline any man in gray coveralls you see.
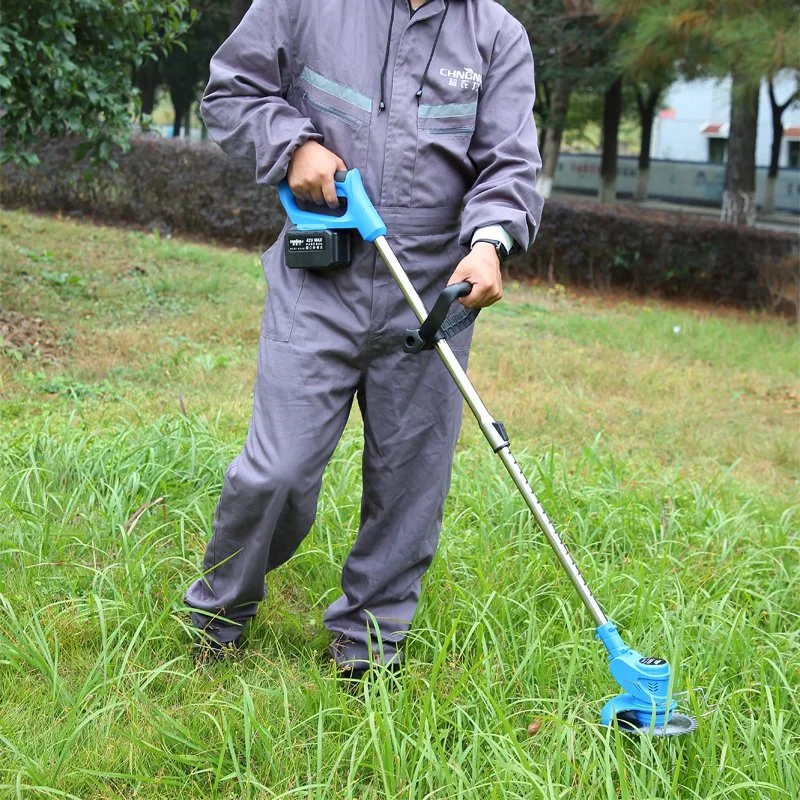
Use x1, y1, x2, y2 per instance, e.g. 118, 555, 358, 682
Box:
185, 0, 544, 674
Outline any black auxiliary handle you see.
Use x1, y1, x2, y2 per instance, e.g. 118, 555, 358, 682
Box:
403, 281, 479, 354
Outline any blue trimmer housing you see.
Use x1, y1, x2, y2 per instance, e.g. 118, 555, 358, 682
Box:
596, 621, 676, 728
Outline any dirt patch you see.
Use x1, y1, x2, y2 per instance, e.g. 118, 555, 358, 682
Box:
516, 278, 798, 322
765, 386, 800, 415
0, 311, 63, 360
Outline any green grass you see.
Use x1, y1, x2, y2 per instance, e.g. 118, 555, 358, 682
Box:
1, 209, 798, 799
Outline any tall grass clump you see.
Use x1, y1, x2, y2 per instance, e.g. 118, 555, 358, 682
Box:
1, 412, 797, 799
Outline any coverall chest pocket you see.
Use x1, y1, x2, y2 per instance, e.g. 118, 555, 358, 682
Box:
292, 66, 372, 171
413, 101, 477, 206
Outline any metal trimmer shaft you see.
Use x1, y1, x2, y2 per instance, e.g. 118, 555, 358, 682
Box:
374, 235, 608, 628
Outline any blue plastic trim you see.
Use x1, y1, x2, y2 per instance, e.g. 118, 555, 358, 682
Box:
600, 694, 676, 728
595, 621, 629, 659
277, 169, 387, 242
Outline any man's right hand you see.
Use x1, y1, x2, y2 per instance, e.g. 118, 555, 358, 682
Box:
287, 141, 347, 208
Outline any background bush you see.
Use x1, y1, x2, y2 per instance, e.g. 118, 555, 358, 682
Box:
2, 136, 798, 311
1, 135, 284, 247
522, 199, 799, 312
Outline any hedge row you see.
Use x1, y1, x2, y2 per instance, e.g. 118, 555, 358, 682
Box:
520, 199, 798, 312
2, 136, 798, 311
1, 136, 286, 248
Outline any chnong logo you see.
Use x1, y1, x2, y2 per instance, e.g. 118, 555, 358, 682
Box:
439, 66, 482, 92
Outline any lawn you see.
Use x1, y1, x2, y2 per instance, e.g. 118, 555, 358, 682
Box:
0, 209, 798, 799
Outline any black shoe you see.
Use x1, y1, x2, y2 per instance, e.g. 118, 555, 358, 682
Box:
337, 660, 401, 690
337, 664, 369, 684
193, 633, 242, 665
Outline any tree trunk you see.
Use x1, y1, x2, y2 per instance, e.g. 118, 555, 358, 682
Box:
634, 85, 660, 203
721, 74, 759, 226
764, 80, 798, 215
172, 107, 182, 138
170, 81, 192, 139
229, 0, 251, 32
763, 175, 777, 216
536, 75, 571, 200
599, 77, 623, 203
535, 79, 551, 154
765, 81, 783, 215
133, 60, 159, 117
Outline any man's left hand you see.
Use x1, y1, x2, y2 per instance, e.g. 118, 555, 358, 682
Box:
448, 243, 503, 309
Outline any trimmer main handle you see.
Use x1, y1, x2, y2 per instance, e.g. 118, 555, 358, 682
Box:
403, 281, 479, 353
277, 168, 387, 242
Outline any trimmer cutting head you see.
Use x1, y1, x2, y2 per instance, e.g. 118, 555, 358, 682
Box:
614, 710, 698, 736
596, 622, 698, 736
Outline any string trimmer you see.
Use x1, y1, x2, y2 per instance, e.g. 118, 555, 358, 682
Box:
277, 169, 698, 736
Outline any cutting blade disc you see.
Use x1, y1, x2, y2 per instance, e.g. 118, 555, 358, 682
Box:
615, 711, 698, 737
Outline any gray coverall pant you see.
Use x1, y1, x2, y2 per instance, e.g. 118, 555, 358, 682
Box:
184, 0, 543, 667
187, 215, 470, 666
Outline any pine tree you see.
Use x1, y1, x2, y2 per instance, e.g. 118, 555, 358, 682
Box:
598, 0, 800, 225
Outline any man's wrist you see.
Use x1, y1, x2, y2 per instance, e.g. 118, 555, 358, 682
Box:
471, 241, 501, 266
470, 225, 514, 265
471, 225, 514, 253
471, 238, 507, 265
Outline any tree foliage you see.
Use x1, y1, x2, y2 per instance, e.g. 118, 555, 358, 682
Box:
0, 0, 193, 165
598, 0, 800, 223
506, 1, 617, 129
598, 0, 800, 82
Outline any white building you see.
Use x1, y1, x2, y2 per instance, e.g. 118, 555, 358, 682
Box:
653, 72, 800, 169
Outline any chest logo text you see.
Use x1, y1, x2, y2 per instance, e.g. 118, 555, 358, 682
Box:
440, 67, 482, 92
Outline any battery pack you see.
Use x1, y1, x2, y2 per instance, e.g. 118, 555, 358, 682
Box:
284, 227, 352, 269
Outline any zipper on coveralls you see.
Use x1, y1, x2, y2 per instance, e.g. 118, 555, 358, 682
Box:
303, 93, 362, 129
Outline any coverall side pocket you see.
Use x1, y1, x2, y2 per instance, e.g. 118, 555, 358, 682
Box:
260, 245, 306, 342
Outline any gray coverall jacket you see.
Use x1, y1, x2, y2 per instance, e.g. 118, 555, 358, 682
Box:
185, 0, 544, 668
